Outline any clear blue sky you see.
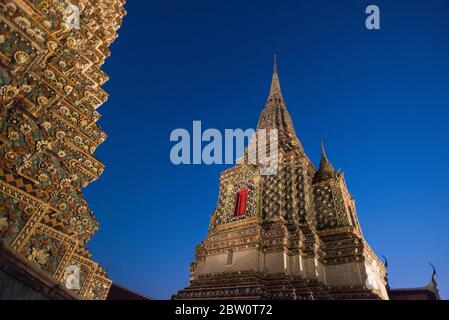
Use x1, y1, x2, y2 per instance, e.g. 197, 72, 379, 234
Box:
84, 0, 449, 299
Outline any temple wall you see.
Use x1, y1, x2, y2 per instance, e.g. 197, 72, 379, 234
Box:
287, 254, 303, 276
324, 262, 364, 286
300, 257, 326, 282
197, 250, 293, 275
0, 270, 48, 300
196, 249, 260, 275
0, 0, 126, 300
0, 244, 78, 300
323, 260, 388, 300
363, 262, 389, 299
196, 249, 328, 284
263, 251, 286, 273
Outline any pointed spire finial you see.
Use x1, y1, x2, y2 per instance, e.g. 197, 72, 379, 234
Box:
273, 51, 278, 74
382, 255, 390, 290
268, 52, 283, 99
321, 139, 327, 159
315, 140, 336, 181
429, 263, 437, 283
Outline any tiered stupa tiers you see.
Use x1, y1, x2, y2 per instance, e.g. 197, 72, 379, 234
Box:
0, 0, 126, 299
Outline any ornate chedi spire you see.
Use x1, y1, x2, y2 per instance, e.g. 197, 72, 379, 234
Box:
315, 141, 336, 181
175, 55, 389, 301
257, 53, 303, 153
268, 53, 283, 99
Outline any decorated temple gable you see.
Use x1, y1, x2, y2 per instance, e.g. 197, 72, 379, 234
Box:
174, 56, 389, 300
0, 0, 126, 300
